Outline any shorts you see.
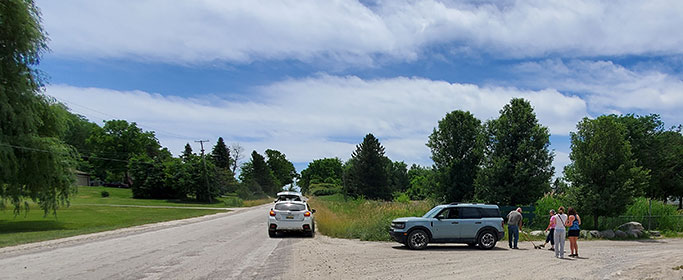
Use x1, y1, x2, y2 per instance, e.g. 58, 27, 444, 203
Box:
568, 229, 580, 237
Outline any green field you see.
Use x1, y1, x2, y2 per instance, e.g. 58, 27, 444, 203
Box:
71, 186, 271, 208
0, 186, 271, 248
0, 205, 223, 248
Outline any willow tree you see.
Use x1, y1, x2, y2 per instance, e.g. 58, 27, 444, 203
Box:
1, 0, 77, 215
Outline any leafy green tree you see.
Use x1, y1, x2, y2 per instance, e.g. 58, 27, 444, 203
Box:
653, 129, 683, 208
87, 120, 161, 184
299, 158, 343, 194
386, 160, 409, 194
265, 149, 297, 189
343, 133, 391, 200
427, 110, 483, 202
406, 164, 436, 200
614, 114, 663, 198
129, 155, 170, 199
0, 0, 77, 215
475, 98, 554, 205
564, 116, 649, 228
239, 151, 277, 196
211, 137, 231, 170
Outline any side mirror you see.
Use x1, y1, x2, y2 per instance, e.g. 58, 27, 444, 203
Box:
312, 209, 316, 213
273, 200, 278, 203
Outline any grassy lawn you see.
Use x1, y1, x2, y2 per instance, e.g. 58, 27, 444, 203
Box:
0, 205, 223, 248
71, 186, 272, 208
0, 186, 273, 248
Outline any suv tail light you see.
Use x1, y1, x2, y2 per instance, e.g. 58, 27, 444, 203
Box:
269, 210, 276, 216
304, 211, 311, 217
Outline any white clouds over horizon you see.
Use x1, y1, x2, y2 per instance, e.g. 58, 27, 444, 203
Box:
45, 75, 588, 168
40, 0, 683, 65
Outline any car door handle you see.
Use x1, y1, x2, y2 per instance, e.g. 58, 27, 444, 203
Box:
475, 222, 482, 224
452, 222, 459, 224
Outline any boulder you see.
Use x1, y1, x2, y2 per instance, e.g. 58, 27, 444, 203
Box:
648, 230, 661, 237
589, 230, 601, 238
618, 222, 644, 232
615, 230, 627, 238
530, 230, 545, 237
627, 229, 642, 238
600, 229, 615, 239
580, 230, 589, 238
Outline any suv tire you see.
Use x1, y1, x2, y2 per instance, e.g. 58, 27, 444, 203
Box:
269, 230, 277, 238
477, 231, 497, 250
407, 229, 429, 250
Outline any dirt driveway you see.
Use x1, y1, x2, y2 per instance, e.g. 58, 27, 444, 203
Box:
287, 236, 683, 280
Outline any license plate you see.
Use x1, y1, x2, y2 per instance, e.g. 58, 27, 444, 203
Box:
286, 216, 294, 219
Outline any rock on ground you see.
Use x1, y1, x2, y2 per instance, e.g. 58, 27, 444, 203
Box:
615, 230, 628, 238
618, 222, 644, 232
589, 230, 601, 238
600, 229, 615, 239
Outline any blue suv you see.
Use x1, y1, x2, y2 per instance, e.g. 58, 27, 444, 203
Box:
390, 203, 505, 250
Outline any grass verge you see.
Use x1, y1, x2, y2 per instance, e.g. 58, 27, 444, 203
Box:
308, 194, 433, 241
0, 205, 223, 248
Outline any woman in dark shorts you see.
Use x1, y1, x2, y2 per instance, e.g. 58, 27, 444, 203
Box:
565, 207, 581, 257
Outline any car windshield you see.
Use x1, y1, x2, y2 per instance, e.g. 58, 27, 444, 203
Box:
274, 203, 305, 211
422, 206, 443, 218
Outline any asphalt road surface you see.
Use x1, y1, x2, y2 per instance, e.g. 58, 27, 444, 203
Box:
0, 204, 299, 280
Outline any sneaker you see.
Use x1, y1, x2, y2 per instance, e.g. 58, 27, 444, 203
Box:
549, 248, 554, 251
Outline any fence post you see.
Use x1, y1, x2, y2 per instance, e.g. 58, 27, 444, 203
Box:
648, 199, 652, 231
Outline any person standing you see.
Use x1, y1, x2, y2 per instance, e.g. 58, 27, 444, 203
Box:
566, 207, 581, 257
542, 209, 556, 250
553, 206, 568, 258
507, 208, 523, 249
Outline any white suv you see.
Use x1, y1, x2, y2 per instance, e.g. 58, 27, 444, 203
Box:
268, 201, 315, 237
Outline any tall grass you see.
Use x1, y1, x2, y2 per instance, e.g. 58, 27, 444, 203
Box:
309, 194, 433, 241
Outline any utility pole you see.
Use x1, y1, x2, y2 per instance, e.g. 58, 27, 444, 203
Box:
195, 140, 211, 203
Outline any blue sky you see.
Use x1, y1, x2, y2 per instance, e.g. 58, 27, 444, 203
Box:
38, 0, 683, 176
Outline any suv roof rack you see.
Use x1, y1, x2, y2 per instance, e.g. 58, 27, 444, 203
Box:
449, 202, 460, 205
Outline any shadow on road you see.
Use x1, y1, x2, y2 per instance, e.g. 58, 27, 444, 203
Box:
269, 232, 314, 239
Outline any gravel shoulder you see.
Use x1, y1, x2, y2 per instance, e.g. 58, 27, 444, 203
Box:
288, 235, 683, 280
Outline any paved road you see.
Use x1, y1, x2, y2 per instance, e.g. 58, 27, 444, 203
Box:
0, 204, 300, 280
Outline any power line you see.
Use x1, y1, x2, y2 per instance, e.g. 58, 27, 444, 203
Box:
1, 142, 135, 164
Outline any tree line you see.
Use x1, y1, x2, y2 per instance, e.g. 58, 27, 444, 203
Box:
299, 99, 682, 227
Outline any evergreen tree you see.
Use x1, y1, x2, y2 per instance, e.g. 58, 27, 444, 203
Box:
211, 137, 231, 170
1, 0, 77, 215
182, 143, 193, 162
343, 133, 391, 200
565, 116, 649, 228
427, 110, 483, 202
474, 98, 554, 205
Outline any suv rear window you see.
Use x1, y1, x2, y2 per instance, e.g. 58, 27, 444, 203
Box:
274, 203, 305, 211
459, 207, 482, 219
480, 208, 501, 218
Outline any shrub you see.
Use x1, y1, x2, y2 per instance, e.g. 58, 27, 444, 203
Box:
101, 191, 110, 198
533, 193, 569, 228
223, 197, 244, 207
393, 192, 410, 203
624, 197, 682, 232
310, 183, 342, 196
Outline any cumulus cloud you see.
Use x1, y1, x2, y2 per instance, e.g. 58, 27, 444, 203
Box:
513, 59, 683, 124
45, 75, 587, 168
39, 0, 683, 65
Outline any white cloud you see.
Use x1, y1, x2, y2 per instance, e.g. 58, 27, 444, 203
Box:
39, 0, 683, 65
514, 59, 683, 125
45, 75, 587, 169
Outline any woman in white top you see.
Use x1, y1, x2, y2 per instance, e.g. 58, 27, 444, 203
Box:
553, 206, 568, 258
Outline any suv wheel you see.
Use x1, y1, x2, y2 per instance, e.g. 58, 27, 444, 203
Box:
407, 229, 429, 250
477, 231, 497, 250
269, 230, 277, 238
